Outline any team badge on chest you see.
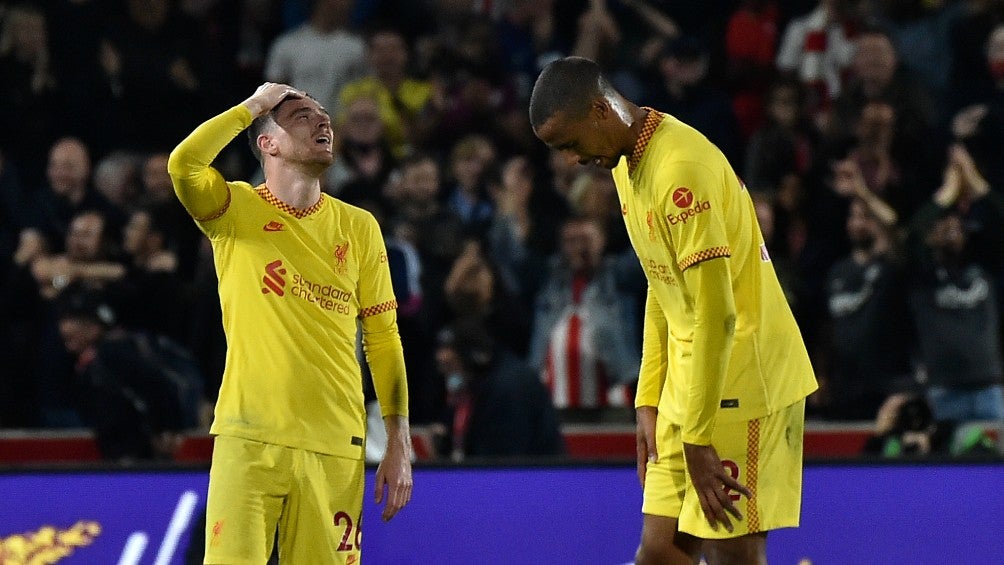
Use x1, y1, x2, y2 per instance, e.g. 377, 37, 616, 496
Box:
334, 241, 350, 275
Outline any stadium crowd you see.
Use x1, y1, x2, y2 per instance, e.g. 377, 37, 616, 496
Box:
1, 0, 1002, 461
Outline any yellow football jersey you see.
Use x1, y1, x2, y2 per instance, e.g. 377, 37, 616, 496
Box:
612, 109, 817, 444
170, 105, 407, 460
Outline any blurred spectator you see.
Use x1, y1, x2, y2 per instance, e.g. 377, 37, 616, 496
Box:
100, 0, 207, 151
139, 151, 202, 277
33, 137, 125, 251
528, 217, 642, 418
744, 77, 818, 196
30, 209, 125, 302
829, 26, 934, 156
907, 145, 1004, 422
566, 167, 630, 254
339, 25, 436, 157
878, 0, 966, 120
753, 191, 808, 323
444, 134, 496, 232
949, 23, 1004, 189
492, 0, 559, 99
329, 94, 397, 208
424, 17, 531, 155
819, 198, 914, 419
487, 155, 563, 299
775, 0, 858, 123
442, 238, 530, 357
388, 152, 465, 292
112, 205, 188, 342
12, 209, 125, 427
646, 36, 742, 163
724, 0, 781, 139
835, 100, 928, 221
93, 151, 141, 214
0, 3, 59, 186
435, 319, 563, 460
265, 0, 366, 112
56, 286, 203, 460
570, 0, 623, 68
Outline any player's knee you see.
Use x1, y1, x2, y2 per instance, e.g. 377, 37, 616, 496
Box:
704, 533, 767, 565
635, 527, 700, 565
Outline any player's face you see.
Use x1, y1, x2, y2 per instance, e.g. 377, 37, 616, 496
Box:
535, 111, 621, 170
271, 96, 334, 167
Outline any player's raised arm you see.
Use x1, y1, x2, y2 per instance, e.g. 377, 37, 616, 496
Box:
167, 83, 302, 221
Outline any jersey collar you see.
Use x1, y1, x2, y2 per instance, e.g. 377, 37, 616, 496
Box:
627, 107, 665, 175
256, 184, 324, 218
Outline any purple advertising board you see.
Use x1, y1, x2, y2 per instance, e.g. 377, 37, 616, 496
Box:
1, 464, 1001, 564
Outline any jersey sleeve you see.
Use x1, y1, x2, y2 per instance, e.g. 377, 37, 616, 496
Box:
357, 213, 408, 418
679, 258, 737, 445
636, 285, 669, 408
167, 104, 253, 235
657, 160, 731, 272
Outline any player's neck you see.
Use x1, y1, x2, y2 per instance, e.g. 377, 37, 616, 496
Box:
264, 164, 323, 210
623, 104, 650, 157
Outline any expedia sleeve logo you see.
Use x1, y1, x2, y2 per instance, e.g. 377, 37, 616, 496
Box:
668, 187, 712, 226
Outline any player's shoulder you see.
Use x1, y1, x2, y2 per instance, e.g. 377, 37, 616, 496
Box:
226, 180, 262, 203
325, 195, 380, 227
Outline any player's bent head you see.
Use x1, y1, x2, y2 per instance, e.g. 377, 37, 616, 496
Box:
529, 57, 613, 134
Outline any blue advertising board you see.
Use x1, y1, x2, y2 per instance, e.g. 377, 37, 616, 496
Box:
1, 464, 1001, 564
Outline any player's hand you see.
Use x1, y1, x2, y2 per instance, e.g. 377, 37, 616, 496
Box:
682, 442, 752, 534
635, 406, 658, 488
242, 82, 303, 118
375, 416, 413, 521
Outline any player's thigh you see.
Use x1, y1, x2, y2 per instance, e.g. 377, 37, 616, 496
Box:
641, 419, 688, 519
679, 399, 806, 539
277, 450, 365, 564
204, 435, 289, 565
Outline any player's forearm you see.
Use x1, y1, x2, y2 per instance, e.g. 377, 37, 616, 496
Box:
636, 286, 669, 408
362, 312, 409, 418
681, 259, 736, 445
383, 414, 411, 451
168, 105, 252, 219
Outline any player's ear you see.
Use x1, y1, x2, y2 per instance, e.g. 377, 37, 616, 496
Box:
257, 133, 279, 157
590, 98, 611, 121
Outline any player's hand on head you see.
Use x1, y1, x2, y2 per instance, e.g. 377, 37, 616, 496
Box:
242, 82, 304, 118
682, 442, 752, 534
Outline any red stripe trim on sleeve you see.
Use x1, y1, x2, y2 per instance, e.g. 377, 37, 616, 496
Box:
358, 300, 397, 318
193, 184, 232, 222
678, 246, 731, 271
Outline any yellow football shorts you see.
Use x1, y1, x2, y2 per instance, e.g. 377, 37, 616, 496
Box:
204, 435, 365, 564
642, 399, 806, 539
